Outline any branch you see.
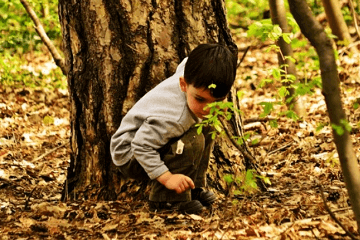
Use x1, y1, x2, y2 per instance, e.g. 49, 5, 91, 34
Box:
33, 141, 69, 162
20, 0, 67, 75
318, 184, 359, 240
348, 0, 360, 40
219, 116, 267, 191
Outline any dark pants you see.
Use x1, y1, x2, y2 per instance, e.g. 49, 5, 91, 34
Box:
118, 126, 214, 202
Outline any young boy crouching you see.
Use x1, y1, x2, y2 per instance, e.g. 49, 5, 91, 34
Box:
110, 44, 237, 214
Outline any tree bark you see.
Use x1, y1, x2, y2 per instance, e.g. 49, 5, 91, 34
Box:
269, 0, 305, 117
288, 0, 360, 232
321, 0, 357, 52
58, 0, 242, 200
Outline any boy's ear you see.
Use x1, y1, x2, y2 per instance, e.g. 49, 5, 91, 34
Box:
179, 76, 187, 92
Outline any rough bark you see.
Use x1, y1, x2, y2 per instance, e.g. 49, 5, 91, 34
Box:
58, 0, 243, 200
269, 0, 305, 117
288, 0, 360, 232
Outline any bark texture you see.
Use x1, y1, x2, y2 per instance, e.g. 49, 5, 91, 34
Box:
58, 0, 240, 200
288, 0, 360, 232
269, 0, 305, 117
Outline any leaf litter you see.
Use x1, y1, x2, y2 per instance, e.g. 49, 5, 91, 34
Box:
0, 38, 360, 239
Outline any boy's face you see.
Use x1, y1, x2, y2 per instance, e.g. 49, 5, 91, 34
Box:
179, 77, 226, 119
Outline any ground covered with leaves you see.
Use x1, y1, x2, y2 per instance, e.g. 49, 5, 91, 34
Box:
1, 36, 360, 239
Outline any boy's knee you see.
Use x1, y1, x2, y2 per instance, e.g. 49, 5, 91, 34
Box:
160, 127, 205, 172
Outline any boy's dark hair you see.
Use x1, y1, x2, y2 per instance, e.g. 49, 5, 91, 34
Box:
184, 44, 237, 98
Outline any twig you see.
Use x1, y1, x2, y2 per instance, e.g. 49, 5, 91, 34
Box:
237, 46, 250, 68
33, 142, 69, 162
310, 227, 321, 240
20, 0, 67, 75
348, 0, 360, 40
318, 184, 359, 240
244, 116, 278, 124
268, 141, 293, 155
219, 116, 267, 191
24, 186, 37, 210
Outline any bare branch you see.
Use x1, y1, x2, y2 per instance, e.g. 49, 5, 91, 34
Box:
20, 0, 67, 75
318, 184, 359, 240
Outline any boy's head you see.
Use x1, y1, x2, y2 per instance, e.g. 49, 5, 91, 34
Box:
179, 44, 237, 119
184, 44, 237, 99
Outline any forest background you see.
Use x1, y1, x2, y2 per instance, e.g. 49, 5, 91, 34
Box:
0, 0, 360, 239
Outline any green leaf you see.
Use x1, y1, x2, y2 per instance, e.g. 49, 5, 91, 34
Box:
271, 68, 281, 80
282, 33, 292, 44
263, 177, 271, 185
278, 86, 289, 98
284, 55, 296, 63
208, 83, 217, 89
43, 116, 54, 125
224, 174, 234, 184
197, 124, 203, 135
259, 78, 273, 88
259, 102, 274, 116
331, 123, 344, 135
353, 102, 359, 110
340, 119, 352, 132
269, 119, 278, 128
214, 123, 222, 133
316, 123, 326, 132
237, 90, 244, 99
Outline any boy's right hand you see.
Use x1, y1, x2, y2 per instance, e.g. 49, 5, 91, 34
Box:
157, 171, 195, 194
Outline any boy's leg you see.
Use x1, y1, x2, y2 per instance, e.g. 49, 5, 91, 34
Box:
117, 156, 149, 182
149, 126, 205, 202
190, 126, 217, 206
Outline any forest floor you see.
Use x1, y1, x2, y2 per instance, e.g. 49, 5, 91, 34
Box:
1, 33, 360, 239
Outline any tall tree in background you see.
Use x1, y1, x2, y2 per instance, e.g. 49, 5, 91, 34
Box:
321, 0, 356, 50
269, 0, 305, 117
58, 0, 240, 200
289, 0, 360, 232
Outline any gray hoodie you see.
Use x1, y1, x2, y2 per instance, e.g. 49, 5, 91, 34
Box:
110, 58, 199, 180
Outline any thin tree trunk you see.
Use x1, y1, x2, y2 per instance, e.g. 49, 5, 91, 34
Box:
269, 0, 305, 117
288, 0, 360, 232
321, 0, 356, 52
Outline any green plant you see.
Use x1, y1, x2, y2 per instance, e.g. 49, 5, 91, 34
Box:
247, 19, 323, 120
0, 0, 61, 54
225, 170, 271, 195
0, 0, 65, 89
225, 0, 269, 27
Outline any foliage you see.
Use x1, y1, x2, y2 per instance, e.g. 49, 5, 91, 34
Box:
0, 0, 65, 88
226, 0, 269, 25
247, 18, 323, 120
225, 170, 271, 195
0, 0, 61, 54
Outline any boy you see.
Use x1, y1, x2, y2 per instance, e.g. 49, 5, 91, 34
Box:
110, 44, 237, 214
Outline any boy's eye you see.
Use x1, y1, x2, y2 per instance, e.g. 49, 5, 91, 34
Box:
195, 97, 205, 102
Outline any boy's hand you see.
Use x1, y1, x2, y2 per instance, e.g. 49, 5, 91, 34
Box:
157, 171, 195, 194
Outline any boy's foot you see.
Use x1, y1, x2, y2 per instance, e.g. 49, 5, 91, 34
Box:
149, 200, 203, 214
191, 188, 216, 206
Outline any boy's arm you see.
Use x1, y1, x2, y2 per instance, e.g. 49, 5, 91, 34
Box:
157, 171, 195, 194
132, 117, 196, 193
131, 117, 183, 179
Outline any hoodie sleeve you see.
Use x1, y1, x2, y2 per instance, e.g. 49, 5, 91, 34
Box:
131, 116, 185, 180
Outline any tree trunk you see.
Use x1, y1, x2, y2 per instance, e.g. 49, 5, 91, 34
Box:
321, 0, 355, 50
288, 0, 360, 233
269, 0, 305, 117
58, 0, 242, 200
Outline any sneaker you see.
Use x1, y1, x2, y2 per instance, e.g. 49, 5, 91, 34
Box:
191, 188, 216, 206
149, 200, 203, 214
